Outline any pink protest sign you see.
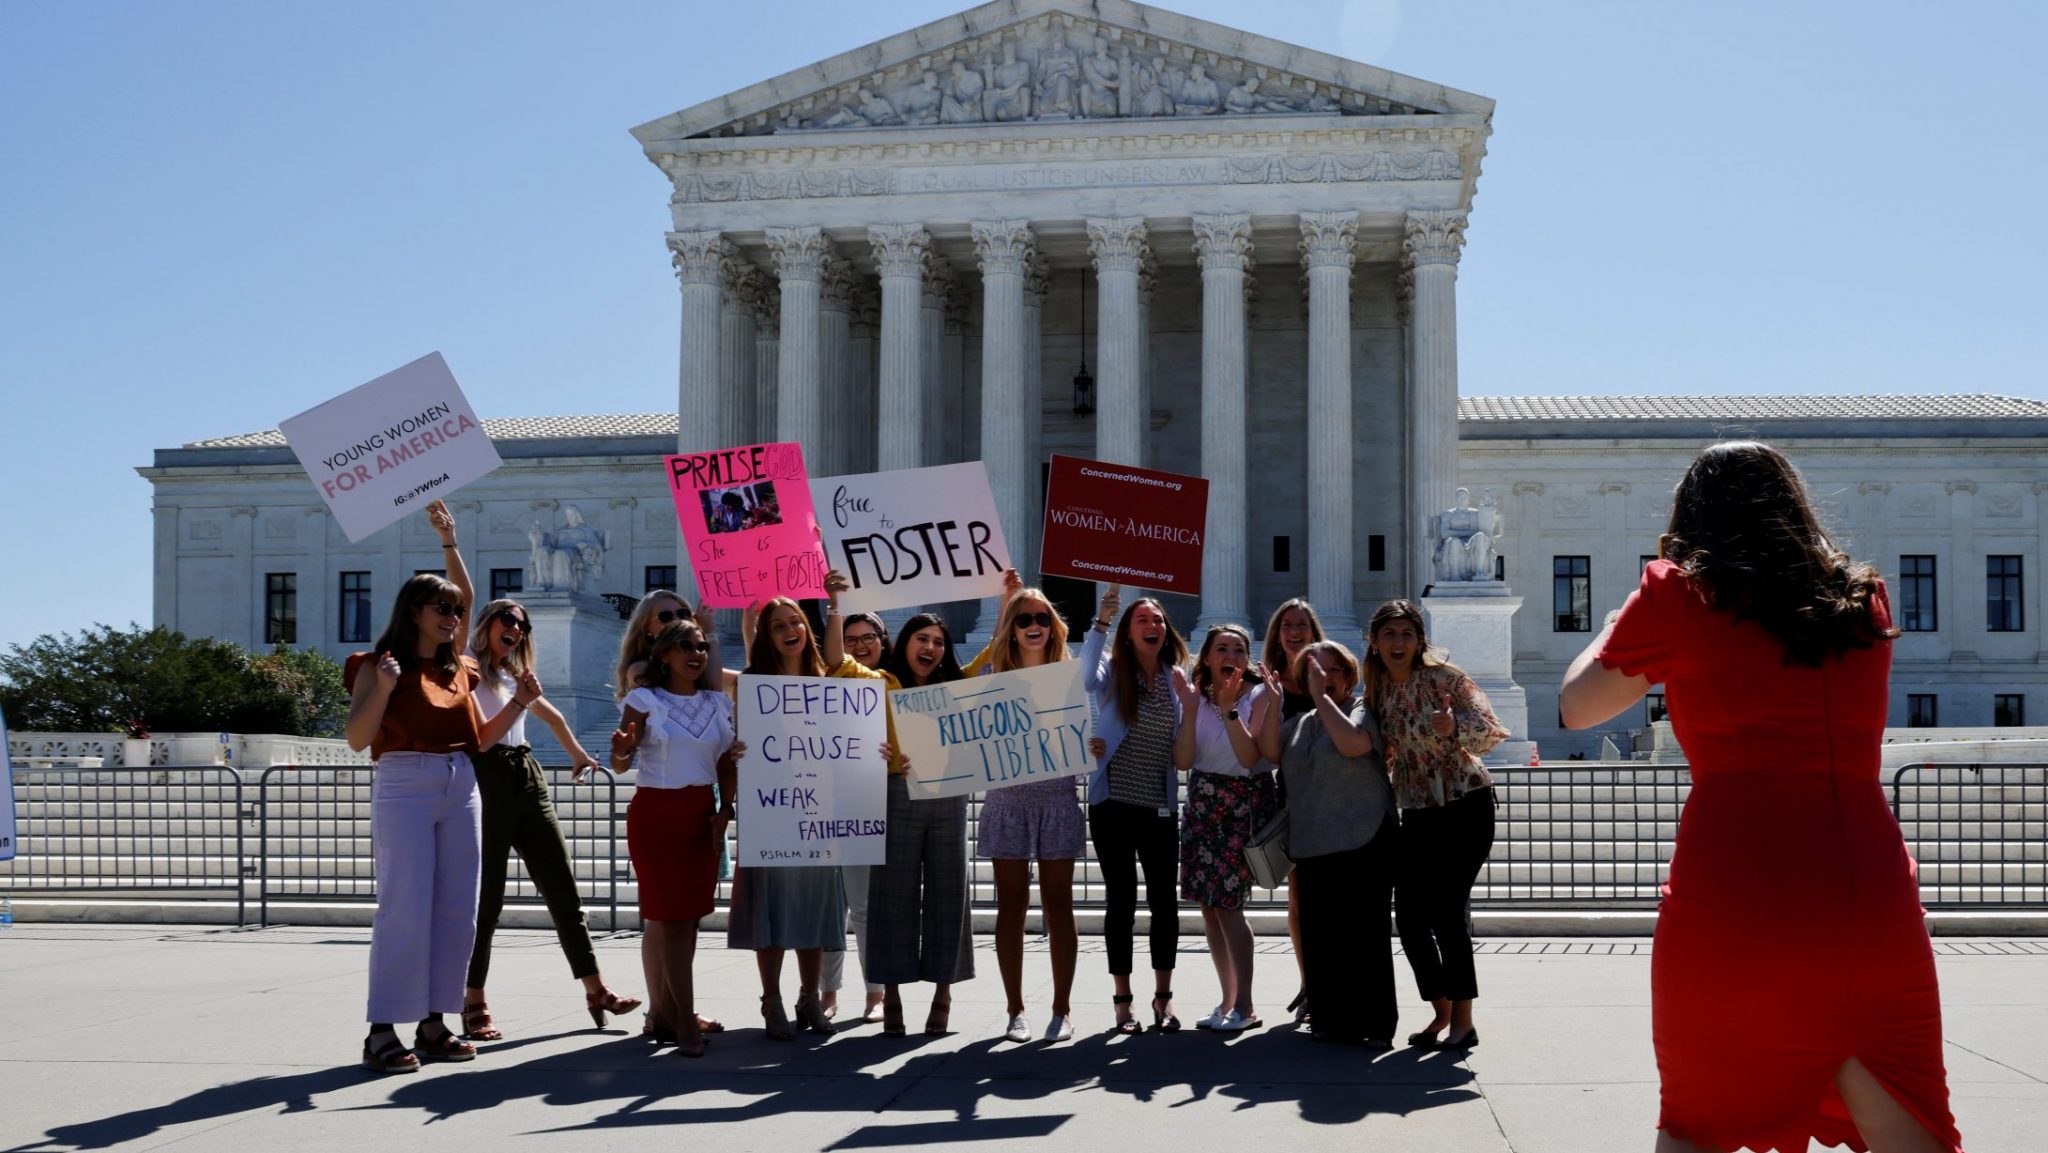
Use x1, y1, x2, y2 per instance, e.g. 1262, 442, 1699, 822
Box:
665, 442, 829, 608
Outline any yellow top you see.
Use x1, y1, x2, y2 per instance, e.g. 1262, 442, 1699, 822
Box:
827, 655, 906, 775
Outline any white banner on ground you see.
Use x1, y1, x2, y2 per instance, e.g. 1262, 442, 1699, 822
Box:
279, 352, 503, 543
734, 674, 889, 867
890, 662, 1095, 800
810, 462, 1012, 613
0, 708, 15, 861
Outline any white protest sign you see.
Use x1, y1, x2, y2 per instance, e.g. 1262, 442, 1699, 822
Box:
0, 708, 15, 861
279, 352, 503, 543
811, 462, 1012, 613
735, 674, 889, 867
890, 662, 1095, 801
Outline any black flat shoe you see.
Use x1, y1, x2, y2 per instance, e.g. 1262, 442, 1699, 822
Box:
1406, 1029, 1441, 1048
1434, 1028, 1479, 1050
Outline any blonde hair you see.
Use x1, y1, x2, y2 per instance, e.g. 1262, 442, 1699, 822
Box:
1292, 639, 1360, 699
615, 590, 691, 700
1262, 598, 1326, 689
989, 589, 1070, 672
468, 598, 534, 677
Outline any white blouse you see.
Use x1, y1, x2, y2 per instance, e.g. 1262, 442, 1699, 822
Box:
1187, 683, 1274, 778
472, 669, 527, 749
623, 686, 733, 790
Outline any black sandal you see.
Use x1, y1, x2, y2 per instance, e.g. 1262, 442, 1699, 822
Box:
460, 1002, 502, 1042
1111, 993, 1141, 1036
361, 1030, 419, 1074
413, 1021, 477, 1063
1150, 991, 1181, 1033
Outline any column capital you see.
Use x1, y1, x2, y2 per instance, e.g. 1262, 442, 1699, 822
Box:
752, 288, 780, 330
850, 284, 880, 336
1086, 216, 1149, 274
1404, 210, 1468, 268
1395, 265, 1415, 323
867, 223, 931, 279
766, 226, 828, 282
971, 220, 1036, 277
720, 255, 760, 312
921, 252, 955, 305
667, 230, 726, 286
1137, 244, 1158, 307
820, 254, 857, 310
1298, 211, 1358, 271
1192, 213, 1253, 273
1023, 253, 1052, 307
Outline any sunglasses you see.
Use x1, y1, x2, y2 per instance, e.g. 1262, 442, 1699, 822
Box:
1012, 612, 1055, 630
424, 600, 459, 618
653, 608, 690, 624
843, 631, 882, 646
670, 639, 712, 654
491, 610, 529, 631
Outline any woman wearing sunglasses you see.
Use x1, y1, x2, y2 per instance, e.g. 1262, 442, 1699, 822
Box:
458, 598, 640, 1044
819, 609, 893, 1024
345, 500, 539, 1074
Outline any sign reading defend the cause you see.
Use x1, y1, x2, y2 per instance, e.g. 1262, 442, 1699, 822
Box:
278, 352, 503, 543
735, 674, 889, 867
0, 708, 16, 862
1038, 454, 1209, 595
891, 661, 1096, 801
810, 462, 1012, 614
666, 442, 828, 609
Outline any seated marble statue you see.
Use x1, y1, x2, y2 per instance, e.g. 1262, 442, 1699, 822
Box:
986, 41, 1032, 122
941, 59, 985, 124
528, 505, 610, 594
1131, 55, 1174, 117
1036, 26, 1081, 118
899, 71, 943, 126
1079, 38, 1120, 118
1431, 487, 1502, 583
1176, 64, 1222, 114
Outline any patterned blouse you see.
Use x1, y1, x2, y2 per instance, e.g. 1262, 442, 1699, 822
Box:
1374, 665, 1509, 810
1104, 668, 1174, 810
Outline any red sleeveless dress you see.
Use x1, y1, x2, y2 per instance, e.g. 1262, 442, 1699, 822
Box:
1596, 561, 1962, 1152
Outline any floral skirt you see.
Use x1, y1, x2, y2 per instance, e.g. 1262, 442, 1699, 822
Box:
1179, 770, 1279, 909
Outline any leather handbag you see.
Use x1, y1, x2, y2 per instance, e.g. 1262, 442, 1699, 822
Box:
1245, 807, 1293, 890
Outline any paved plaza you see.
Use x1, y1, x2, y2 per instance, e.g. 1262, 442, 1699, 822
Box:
0, 925, 2042, 1152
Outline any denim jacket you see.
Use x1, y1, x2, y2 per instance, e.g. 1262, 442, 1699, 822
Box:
1080, 625, 1184, 812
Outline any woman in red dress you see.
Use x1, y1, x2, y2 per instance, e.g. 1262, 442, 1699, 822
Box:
1561, 441, 1962, 1153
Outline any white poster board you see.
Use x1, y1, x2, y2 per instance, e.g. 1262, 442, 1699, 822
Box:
734, 674, 889, 867
278, 352, 503, 543
810, 462, 1012, 613
890, 662, 1095, 800
0, 708, 16, 862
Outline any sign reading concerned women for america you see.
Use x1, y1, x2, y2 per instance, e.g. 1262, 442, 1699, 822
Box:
735, 674, 889, 866
1038, 454, 1209, 595
278, 352, 503, 543
666, 441, 828, 608
809, 462, 1012, 613
890, 661, 1095, 801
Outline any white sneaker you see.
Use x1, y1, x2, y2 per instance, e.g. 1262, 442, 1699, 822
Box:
1004, 1014, 1031, 1043
1043, 1015, 1073, 1042
1195, 1008, 1229, 1030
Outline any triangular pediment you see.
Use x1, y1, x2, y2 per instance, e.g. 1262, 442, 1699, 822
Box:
631, 0, 1492, 148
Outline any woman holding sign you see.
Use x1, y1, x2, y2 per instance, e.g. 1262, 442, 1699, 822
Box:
1363, 600, 1508, 1052
614, 620, 741, 1057
345, 499, 536, 1074
1174, 623, 1284, 1032
1082, 586, 1189, 1035
1262, 598, 1327, 1023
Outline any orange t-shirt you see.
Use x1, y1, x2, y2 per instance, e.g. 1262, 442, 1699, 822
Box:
345, 652, 485, 761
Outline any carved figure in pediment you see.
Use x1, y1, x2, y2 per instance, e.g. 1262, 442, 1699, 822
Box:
987, 40, 1033, 122
899, 71, 942, 125
1224, 75, 1261, 115
1176, 63, 1222, 115
1079, 37, 1121, 118
1034, 24, 1082, 119
1300, 83, 1338, 113
816, 87, 901, 129
1131, 55, 1172, 117
941, 59, 986, 124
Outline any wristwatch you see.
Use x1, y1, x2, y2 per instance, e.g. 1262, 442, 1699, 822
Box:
1225, 708, 1239, 720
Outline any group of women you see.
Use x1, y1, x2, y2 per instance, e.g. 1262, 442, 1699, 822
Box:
344, 436, 1968, 1153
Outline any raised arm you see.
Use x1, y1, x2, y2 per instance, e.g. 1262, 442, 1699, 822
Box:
1560, 610, 1651, 729
1170, 666, 1199, 771
1081, 585, 1121, 694
533, 696, 600, 778
1216, 676, 1264, 770
821, 570, 849, 668
1303, 654, 1373, 757
344, 652, 401, 752
427, 500, 474, 654
1254, 674, 1285, 764
477, 669, 541, 749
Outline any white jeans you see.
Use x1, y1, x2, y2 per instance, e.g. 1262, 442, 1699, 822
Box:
366, 751, 481, 1023
821, 864, 882, 995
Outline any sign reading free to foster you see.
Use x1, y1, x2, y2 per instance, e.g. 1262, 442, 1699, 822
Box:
1038, 454, 1209, 595
810, 462, 1013, 613
279, 352, 503, 543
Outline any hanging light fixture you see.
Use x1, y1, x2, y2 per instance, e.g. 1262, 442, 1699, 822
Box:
1072, 264, 1096, 415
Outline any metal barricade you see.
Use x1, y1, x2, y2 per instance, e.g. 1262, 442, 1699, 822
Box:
0, 764, 248, 923
1476, 764, 1689, 907
1889, 761, 2048, 909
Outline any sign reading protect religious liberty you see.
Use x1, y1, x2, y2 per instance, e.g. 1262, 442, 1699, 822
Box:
666, 442, 828, 608
735, 675, 889, 867
809, 462, 1013, 613
1038, 454, 1209, 594
278, 352, 502, 543
890, 661, 1095, 801
0, 707, 16, 862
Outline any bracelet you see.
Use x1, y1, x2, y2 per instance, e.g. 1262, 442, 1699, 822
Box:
826, 607, 841, 616
1093, 619, 1111, 630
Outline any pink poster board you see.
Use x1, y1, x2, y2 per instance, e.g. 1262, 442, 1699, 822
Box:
665, 442, 828, 608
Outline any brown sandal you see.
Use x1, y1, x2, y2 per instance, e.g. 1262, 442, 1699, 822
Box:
761, 996, 795, 1042
461, 1002, 503, 1041
585, 987, 643, 1028
413, 1021, 477, 1062
361, 1030, 419, 1074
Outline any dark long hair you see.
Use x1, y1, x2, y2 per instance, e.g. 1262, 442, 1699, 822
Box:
746, 597, 827, 677
1361, 599, 1461, 715
1106, 597, 1190, 723
372, 573, 465, 676
882, 612, 964, 688
1663, 441, 1897, 667
639, 620, 720, 694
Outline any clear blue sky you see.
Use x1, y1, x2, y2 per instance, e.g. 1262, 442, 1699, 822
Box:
2, 0, 2043, 653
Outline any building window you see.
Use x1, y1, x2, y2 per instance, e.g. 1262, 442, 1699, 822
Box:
1553, 556, 1591, 632
1272, 535, 1291, 573
1906, 694, 1938, 728
645, 565, 677, 595
1994, 694, 2025, 727
490, 568, 523, 602
1367, 534, 1385, 572
339, 572, 372, 643
1898, 556, 1937, 632
264, 573, 297, 645
1640, 554, 1657, 573
1645, 692, 1667, 724
1987, 556, 2024, 632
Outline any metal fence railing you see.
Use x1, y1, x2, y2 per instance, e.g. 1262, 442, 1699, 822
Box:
1476, 765, 1690, 907
1889, 762, 2048, 908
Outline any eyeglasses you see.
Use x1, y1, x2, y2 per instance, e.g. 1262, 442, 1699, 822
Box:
428, 601, 460, 618
672, 640, 712, 654
654, 608, 690, 624
491, 610, 528, 631
843, 631, 882, 646
1013, 612, 1055, 630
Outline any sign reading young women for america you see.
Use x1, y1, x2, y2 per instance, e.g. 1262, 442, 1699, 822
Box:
735, 675, 889, 866
1038, 455, 1209, 594
666, 441, 828, 608
278, 352, 502, 543
890, 661, 1095, 801
809, 462, 1012, 613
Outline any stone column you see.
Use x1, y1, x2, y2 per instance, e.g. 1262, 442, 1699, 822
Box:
1300, 211, 1360, 636
753, 291, 779, 442
1137, 246, 1156, 467
921, 254, 953, 464
768, 226, 828, 466
718, 256, 759, 449
1406, 210, 1468, 599
868, 223, 930, 473
1087, 217, 1148, 467
1021, 254, 1049, 584
974, 219, 1035, 633
668, 229, 725, 596
1192, 214, 1252, 637
817, 255, 855, 476
849, 288, 878, 473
